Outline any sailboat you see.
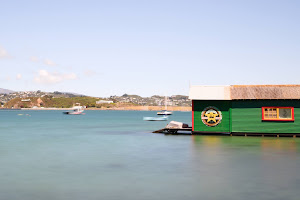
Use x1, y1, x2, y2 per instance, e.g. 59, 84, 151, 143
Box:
157, 96, 173, 115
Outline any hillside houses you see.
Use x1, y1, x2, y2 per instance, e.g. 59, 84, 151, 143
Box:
110, 94, 191, 106
0, 90, 191, 107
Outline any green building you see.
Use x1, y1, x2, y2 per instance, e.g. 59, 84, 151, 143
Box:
189, 85, 300, 135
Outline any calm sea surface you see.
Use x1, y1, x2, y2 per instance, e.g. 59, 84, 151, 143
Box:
0, 110, 300, 200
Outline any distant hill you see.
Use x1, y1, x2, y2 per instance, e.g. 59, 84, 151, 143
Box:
4, 96, 101, 109
0, 88, 15, 94
53, 91, 86, 97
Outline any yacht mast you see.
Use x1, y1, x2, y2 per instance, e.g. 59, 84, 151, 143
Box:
165, 96, 167, 110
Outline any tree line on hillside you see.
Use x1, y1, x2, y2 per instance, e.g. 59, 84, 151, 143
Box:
4, 96, 119, 109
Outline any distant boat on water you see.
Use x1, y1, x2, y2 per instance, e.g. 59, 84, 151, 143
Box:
157, 96, 173, 115
157, 110, 173, 115
63, 103, 85, 115
143, 116, 168, 121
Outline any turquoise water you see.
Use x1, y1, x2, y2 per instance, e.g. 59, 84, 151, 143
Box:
1, 110, 300, 200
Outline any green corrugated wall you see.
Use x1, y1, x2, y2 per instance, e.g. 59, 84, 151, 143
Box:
193, 99, 300, 134
231, 100, 300, 133
193, 100, 231, 133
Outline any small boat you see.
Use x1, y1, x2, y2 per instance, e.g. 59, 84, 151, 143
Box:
63, 103, 85, 115
157, 96, 173, 115
143, 116, 168, 121
157, 110, 173, 115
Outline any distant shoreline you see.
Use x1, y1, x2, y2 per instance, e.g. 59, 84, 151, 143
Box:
10, 106, 192, 111
86, 106, 192, 111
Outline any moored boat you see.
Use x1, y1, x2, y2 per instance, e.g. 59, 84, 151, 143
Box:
157, 110, 173, 115
143, 116, 168, 121
157, 96, 173, 115
63, 103, 85, 115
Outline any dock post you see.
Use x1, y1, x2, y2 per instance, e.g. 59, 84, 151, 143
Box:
293, 135, 296, 138
262, 134, 264, 137
277, 135, 279, 138
245, 133, 247, 137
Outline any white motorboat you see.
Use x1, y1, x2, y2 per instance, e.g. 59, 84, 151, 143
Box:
63, 103, 85, 115
143, 116, 168, 121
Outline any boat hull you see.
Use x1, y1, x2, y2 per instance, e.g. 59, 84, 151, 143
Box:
63, 111, 84, 115
143, 116, 168, 121
157, 113, 172, 115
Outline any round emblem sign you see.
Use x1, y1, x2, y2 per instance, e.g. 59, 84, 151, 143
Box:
201, 106, 222, 127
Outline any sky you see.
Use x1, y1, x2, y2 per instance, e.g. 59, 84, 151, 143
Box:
0, 0, 299, 97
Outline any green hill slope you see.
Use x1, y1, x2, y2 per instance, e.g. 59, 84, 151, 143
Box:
4, 96, 101, 108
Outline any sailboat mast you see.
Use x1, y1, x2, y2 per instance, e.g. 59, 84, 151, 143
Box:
165, 96, 167, 110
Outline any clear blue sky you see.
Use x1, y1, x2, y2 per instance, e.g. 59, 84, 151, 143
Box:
0, 0, 299, 97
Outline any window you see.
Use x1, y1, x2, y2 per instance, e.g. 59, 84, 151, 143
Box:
262, 107, 294, 121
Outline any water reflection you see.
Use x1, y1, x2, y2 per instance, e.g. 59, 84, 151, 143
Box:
189, 135, 300, 200
261, 139, 298, 153
191, 135, 299, 153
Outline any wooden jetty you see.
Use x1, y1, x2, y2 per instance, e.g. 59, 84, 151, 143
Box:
153, 121, 192, 134
153, 127, 192, 134
153, 128, 300, 137
154, 121, 300, 137
229, 132, 300, 138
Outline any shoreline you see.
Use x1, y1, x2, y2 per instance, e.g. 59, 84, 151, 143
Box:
86, 106, 192, 111
12, 106, 192, 111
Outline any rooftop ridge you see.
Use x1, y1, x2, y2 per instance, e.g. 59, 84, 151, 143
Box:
189, 85, 300, 100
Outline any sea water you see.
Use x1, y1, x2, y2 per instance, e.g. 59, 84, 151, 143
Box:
0, 110, 300, 200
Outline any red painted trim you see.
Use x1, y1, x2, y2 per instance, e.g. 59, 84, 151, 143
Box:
262, 107, 294, 121
192, 100, 194, 131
